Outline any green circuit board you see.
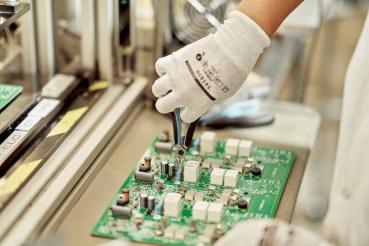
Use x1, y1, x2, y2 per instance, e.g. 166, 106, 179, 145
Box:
0, 84, 22, 112
92, 135, 296, 245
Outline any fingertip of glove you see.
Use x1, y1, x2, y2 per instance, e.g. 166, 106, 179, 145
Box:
155, 55, 173, 76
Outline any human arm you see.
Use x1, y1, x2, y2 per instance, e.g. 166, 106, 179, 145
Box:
152, 0, 302, 123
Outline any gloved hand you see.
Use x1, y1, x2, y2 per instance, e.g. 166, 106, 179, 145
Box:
215, 219, 333, 246
152, 10, 270, 123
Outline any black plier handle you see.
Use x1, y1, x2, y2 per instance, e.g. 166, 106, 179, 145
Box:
171, 108, 199, 155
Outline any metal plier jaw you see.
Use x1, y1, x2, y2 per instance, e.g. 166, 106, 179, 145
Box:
171, 108, 199, 160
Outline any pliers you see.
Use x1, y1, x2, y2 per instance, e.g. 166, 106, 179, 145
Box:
171, 108, 199, 157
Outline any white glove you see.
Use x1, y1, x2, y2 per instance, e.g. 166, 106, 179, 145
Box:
215, 219, 333, 246
152, 11, 270, 123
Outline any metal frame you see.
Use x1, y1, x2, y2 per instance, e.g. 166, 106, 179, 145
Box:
96, 0, 115, 82
0, 78, 147, 244
34, 0, 56, 81
81, 0, 96, 71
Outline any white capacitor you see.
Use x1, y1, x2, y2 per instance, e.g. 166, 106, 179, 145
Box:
192, 201, 209, 221
184, 160, 200, 183
164, 193, 182, 217
225, 138, 240, 155
200, 131, 216, 153
207, 202, 223, 222
210, 168, 226, 186
239, 140, 253, 157
224, 169, 238, 187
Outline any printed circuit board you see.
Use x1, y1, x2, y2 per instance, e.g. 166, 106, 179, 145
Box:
92, 132, 296, 245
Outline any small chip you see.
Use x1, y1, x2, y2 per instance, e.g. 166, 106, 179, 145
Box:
211, 160, 222, 169
185, 190, 196, 201
194, 191, 204, 202
202, 160, 211, 169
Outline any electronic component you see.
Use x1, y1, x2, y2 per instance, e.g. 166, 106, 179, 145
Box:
225, 138, 240, 156
122, 189, 130, 202
139, 156, 152, 172
193, 201, 209, 221
140, 193, 148, 208
194, 191, 205, 202
234, 158, 246, 173
239, 140, 253, 157
168, 163, 176, 179
174, 227, 188, 240
164, 193, 182, 217
200, 131, 216, 153
207, 202, 223, 222
117, 195, 128, 206
154, 142, 173, 153
155, 199, 164, 215
184, 160, 200, 183
156, 180, 164, 192
224, 170, 238, 187
211, 159, 222, 169
161, 161, 169, 176
202, 159, 211, 169
185, 190, 196, 201
238, 199, 248, 209
134, 171, 154, 182
159, 130, 170, 142
218, 194, 230, 205
111, 205, 132, 219
251, 166, 262, 176
201, 225, 216, 244
147, 195, 156, 211
211, 168, 226, 186
164, 225, 177, 239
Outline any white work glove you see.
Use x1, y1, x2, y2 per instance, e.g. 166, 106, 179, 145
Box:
152, 11, 270, 123
215, 219, 333, 246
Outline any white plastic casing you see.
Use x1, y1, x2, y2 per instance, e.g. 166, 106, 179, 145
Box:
193, 201, 209, 221
200, 131, 216, 153
41, 74, 75, 98
211, 168, 226, 185
224, 169, 238, 187
225, 138, 240, 155
164, 193, 182, 217
184, 160, 200, 183
239, 140, 253, 157
207, 202, 223, 222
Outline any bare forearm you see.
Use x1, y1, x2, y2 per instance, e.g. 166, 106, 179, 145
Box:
237, 0, 303, 37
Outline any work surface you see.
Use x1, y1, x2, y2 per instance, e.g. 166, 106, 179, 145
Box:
55, 107, 309, 246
